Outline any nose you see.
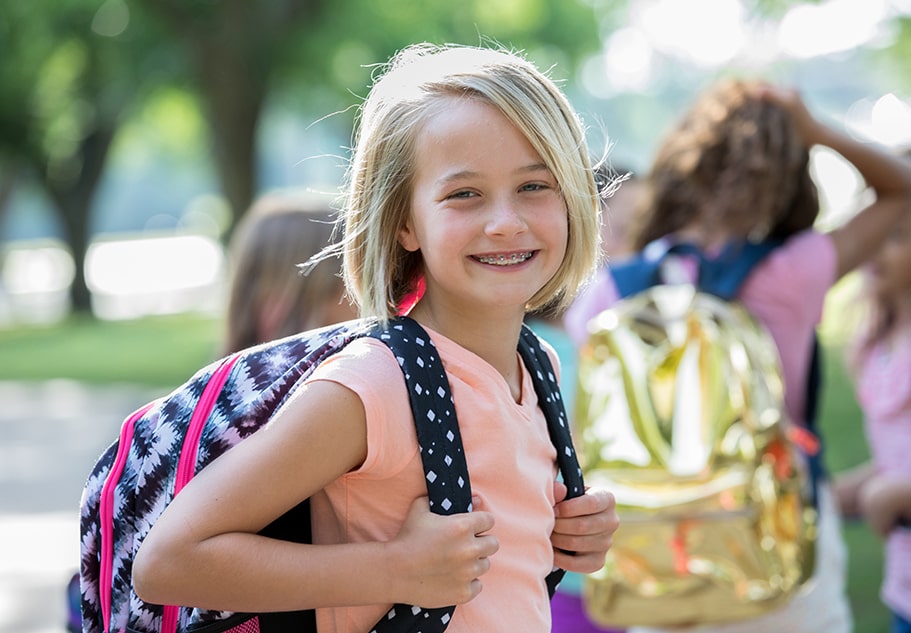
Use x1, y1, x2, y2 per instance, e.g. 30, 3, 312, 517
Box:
485, 196, 527, 236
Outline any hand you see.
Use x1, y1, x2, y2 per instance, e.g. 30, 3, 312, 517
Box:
859, 474, 911, 537
750, 82, 825, 147
386, 496, 499, 608
551, 482, 619, 573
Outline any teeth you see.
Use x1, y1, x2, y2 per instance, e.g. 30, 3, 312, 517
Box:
478, 252, 532, 266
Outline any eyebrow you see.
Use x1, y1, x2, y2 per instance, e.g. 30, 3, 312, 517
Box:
435, 163, 552, 186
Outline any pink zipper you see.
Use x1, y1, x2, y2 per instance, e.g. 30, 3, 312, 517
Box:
161, 354, 240, 633
99, 401, 156, 633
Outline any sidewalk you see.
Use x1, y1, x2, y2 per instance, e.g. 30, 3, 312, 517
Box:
0, 380, 163, 633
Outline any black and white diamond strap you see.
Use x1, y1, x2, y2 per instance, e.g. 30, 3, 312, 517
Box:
369, 317, 469, 633
517, 324, 585, 498
517, 323, 586, 598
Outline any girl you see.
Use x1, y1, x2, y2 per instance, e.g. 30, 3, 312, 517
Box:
133, 43, 619, 633
564, 79, 911, 633
223, 192, 357, 354
834, 192, 911, 633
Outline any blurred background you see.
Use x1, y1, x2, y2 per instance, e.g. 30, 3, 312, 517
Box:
1, 0, 909, 631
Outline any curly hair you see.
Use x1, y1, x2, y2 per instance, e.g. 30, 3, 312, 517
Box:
632, 78, 819, 250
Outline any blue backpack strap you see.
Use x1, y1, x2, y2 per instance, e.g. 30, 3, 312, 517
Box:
518, 324, 586, 597
610, 239, 781, 300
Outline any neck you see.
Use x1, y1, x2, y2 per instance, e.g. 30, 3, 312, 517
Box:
407, 302, 525, 399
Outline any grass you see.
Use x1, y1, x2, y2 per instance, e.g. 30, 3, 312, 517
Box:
0, 295, 892, 631
0, 312, 224, 387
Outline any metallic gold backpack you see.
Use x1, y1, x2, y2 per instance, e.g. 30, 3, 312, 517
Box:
576, 241, 818, 628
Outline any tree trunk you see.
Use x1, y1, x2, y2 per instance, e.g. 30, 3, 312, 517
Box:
45, 122, 117, 314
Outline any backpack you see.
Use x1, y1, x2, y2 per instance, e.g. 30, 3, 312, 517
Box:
574, 240, 818, 628
79, 316, 583, 633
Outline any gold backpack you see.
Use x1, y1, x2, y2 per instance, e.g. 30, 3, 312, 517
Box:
576, 242, 818, 628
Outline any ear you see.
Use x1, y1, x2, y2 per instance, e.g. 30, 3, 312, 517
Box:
398, 219, 421, 252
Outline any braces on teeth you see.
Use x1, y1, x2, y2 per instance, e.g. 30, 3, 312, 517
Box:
479, 252, 532, 265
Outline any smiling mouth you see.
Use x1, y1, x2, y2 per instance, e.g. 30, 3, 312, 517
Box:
475, 251, 535, 266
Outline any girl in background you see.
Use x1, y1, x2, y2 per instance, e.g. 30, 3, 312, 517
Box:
565, 79, 911, 633
223, 191, 357, 353
834, 154, 911, 633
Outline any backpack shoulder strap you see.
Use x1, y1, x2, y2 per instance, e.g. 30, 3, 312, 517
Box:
518, 325, 584, 498
366, 316, 470, 633
610, 239, 782, 300
518, 324, 586, 597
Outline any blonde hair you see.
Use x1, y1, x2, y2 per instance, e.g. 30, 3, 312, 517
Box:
324, 43, 601, 321
633, 78, 819, 250
224, 192, 350, 353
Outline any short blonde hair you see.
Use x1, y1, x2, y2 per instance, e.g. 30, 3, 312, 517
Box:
333, 43, 601, 321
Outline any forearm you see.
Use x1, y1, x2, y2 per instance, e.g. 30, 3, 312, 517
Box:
811, 123, 911, 196
134, 533, 398, 612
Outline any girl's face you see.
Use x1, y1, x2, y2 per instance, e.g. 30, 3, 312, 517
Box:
400, 97, 568, 318
869, 213, 911, 302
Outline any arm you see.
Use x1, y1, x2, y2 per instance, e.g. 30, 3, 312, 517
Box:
832, 460, 877, 518
756, 85, 911, 281
859, 472, 911, 537
551, 481, 620, 572
133, 379, 498, 612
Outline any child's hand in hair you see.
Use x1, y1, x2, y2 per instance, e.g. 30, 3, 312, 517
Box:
751, 82, 827, 148
551, 482, 620, 573
386, 496, 499, 608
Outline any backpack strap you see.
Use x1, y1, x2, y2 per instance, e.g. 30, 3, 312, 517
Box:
611, 239, 781, 300
367, 316, 471, 633
517, 324, 585, 597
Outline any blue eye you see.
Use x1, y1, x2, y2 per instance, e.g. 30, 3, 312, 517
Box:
520, 183, 549, 192
448, 190, 476, 200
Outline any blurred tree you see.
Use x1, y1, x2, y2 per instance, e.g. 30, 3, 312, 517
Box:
0, 0, 177, 312
133, 0, 607, 237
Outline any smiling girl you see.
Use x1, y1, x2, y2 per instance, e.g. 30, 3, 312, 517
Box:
132, 43, 619, 633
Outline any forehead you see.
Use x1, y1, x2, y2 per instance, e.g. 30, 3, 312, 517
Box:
412, 97, 544, 176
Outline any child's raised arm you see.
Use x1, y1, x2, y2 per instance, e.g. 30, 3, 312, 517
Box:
132, 378, 499, 612
756, 84, 911, 280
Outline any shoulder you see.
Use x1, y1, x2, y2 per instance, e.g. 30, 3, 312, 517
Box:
750, 231, 836, 291
740, 230, 836, 320
308, 336, 404, 395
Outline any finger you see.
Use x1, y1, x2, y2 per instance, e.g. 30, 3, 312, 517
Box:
467, 532, 500, 562
555, 549, 609, 574
553, 480, 568, 505
555, 488, 616, 518
464, 509, 496, 536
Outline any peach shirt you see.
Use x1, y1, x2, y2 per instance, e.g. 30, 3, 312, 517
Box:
307, 326, 560, 633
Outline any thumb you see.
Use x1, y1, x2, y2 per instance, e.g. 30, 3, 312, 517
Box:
553, 480, 568, 506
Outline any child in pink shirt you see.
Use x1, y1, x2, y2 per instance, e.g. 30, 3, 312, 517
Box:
564, 79, 911, 633
834, 206, 911, 633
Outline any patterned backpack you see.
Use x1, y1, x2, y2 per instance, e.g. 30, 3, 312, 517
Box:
80, 316, 583, 633
574, 240, 819, 628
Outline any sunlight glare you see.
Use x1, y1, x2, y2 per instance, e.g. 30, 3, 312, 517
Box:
635, 0, 745, 67
811, 147, 864, 230
779, 0, 887, 58
86, 234, 225, 320
845, 94, 911, 147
